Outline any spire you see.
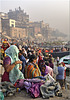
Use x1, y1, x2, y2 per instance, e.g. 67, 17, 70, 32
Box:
19, 6, 21, 11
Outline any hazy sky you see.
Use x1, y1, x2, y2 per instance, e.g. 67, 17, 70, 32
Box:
0, 0, 69, 35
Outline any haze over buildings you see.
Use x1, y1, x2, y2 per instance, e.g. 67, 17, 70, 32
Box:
0, 0, 69, 36
0, 7, 67, 42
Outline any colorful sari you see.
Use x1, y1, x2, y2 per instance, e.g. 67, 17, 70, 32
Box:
25, 63, 41, 79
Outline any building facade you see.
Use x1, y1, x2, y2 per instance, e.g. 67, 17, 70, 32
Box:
7, 27, 27, 39
8, 7, 29, 28
0, 7, 52, 41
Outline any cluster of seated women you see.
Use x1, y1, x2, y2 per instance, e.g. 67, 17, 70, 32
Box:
2, 45, 66, 90
1, 45, 54, 85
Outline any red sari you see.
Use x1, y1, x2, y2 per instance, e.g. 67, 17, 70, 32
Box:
1, 56, 11, 82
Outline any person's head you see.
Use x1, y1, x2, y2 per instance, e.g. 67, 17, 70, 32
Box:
3, 40, 9, 48
29, 54, 37, 63
22, 48, 25, 52
49, 54, 52, 58
41, 65, 46, 74
11, 43, 14, 45
3, 43, 8, 47
5, 45, 19, 60
49, 59, 52, 63
61, 62, 65, 67
58, 63, 63, 67
25, 55, 28, 60
38, 60, 45, 69
45, 61, 49, 66
45, 53, 49, 57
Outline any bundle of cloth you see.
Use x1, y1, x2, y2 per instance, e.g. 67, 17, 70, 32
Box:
0, 81, 16, 97
16, 78, 45, 98
15, 74, 62, 98
40, 74, 62, 99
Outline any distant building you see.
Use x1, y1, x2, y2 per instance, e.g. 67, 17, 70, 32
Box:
0, 12, 8, 33
1, 18, 15, 33
0, 12, 8, 19
29, 21, 42, 35
8, 7, 29, 28
28, 21, 51, 41
1, 7, 60, 41
7, 27, 27, 39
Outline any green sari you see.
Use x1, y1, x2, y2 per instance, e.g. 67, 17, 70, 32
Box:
5, 45, 24, 84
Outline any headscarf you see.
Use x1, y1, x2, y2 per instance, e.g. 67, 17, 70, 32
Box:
5, 45, 24, 84
61, 62, 65, 66
3, 39, 8, 43
29, 54, 37, 62
1, 40, 10, 51
38, 55, 43, 66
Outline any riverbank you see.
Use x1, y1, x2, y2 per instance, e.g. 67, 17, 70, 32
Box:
4, 89, 70, 100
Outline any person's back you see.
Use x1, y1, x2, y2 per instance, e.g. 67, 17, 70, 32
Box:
46, 65, 53, 77
25, 62, 41, 79
25, 54, 41, 79
56, 66, 65, 80
56, 63, 65, 89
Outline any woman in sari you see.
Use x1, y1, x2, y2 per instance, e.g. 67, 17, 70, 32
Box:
1, 45, 24, 84
1, 39, 10, 58
1, 39, 10, 51
25, 54, 41, 79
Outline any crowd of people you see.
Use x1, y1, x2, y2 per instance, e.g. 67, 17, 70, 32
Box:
0, 39, 67, 98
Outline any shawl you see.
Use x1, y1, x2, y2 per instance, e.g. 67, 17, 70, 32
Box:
5, 45, 24, 84
25, 63, 41, 79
